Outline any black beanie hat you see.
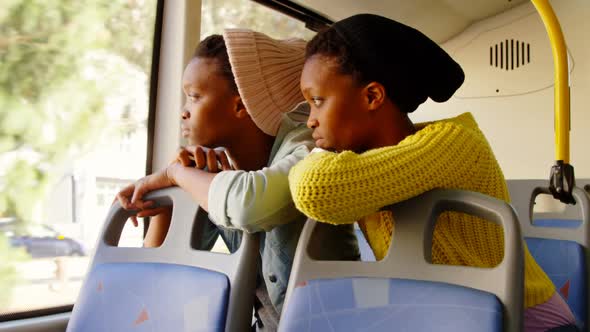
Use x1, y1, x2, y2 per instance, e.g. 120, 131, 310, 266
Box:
332, 14, 465, 113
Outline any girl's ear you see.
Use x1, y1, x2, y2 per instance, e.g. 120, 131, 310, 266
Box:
365, 82, 386, 111
234, 96, 249, 119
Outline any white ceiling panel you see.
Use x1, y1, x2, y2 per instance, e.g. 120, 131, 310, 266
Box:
292, 0, 529, 43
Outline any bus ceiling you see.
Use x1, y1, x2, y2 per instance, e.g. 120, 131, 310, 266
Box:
281, 0, 529, 43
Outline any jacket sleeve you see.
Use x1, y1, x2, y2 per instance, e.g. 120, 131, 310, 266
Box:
288, 121, 487, 225
207, 127, 313, 233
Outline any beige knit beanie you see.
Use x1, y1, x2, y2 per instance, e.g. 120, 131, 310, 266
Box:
223, 29, 307, 136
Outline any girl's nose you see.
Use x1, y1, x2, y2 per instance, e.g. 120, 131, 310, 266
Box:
181, 109, 190, 120
307, 116, 319, 129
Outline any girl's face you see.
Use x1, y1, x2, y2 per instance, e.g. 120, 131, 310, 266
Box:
181, 57, 241, 147
300, 55, 373, 153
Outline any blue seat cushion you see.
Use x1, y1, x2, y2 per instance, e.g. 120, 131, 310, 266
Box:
280, 278, 502, 332
68, 262, 229, 332
526, 237, 587, 329
532, 219, 582, 229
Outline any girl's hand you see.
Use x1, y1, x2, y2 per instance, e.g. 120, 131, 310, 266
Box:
115, 169, 174, 226
175, 146, 233, 172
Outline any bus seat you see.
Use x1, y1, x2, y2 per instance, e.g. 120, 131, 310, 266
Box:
531, 219, 582, 228
525, 237, 586, 325
524, 179, 590, 229
280, 189, 524, 332
507, 179, 590, 329
67, 187, 259, 332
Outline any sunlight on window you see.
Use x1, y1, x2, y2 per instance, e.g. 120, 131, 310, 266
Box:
1, 0, 316, 317
0, 0, 157, 316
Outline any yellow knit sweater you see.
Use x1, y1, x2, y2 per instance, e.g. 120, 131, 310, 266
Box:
289, 112, 554, 308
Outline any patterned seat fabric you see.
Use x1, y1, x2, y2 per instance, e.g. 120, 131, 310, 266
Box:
526, 237, 587, 329
280, 278, 502, 332
67, 262, 229, 332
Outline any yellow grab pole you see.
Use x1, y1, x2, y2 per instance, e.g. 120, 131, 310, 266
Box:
531, 0, 570, 163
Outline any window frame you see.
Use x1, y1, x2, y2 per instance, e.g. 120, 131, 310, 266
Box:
251, 0, 333, 31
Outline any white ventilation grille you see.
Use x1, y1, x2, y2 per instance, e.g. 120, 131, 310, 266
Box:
448, 10, 574, 98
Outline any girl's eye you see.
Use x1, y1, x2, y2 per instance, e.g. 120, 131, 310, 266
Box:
311, 97, 323, 107
188, 94, 199, 102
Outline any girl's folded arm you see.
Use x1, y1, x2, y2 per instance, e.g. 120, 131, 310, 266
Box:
289, 122, 481, 224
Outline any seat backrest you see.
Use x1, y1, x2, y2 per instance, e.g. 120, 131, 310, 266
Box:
281, 189, 524, 332
353, 224, 376, 261
525, 237, 587, 328
507, 179, 590, 242
67, 188, 259, 332
507, 179, 590, 329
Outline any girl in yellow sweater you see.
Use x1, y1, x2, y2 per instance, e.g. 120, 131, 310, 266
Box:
288, 14, 578, 332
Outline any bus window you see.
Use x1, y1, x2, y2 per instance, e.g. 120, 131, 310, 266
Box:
201, 0, 316, 40
0, 0, 159, 318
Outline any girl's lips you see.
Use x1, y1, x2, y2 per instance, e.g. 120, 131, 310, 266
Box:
315, 138, 326, 148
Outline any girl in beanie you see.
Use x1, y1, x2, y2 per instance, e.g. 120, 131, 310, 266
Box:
289, 14, 578, 332
116, 31, 359, 322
